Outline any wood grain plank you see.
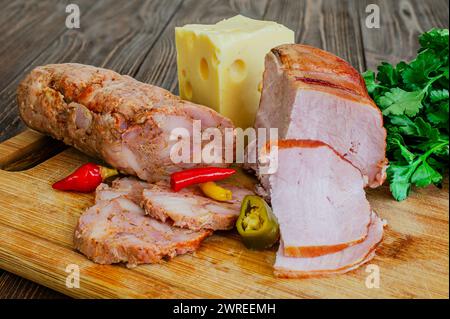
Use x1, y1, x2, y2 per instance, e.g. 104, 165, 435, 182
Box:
0, 272, 67, 299
264, 0, 367, 72
358, 0, 449, 69
0, 0, 183, 143
0, 132, 66, 172
0, 0, 95, 91
0, 222, 204, 299
134, 0, 270, 92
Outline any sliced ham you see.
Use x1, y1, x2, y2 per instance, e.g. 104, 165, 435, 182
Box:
142, 180, 254, 231
74, 180, 211, 267
262, 140, 372, 257
255, 44, 387, 188
274, 212, 384, 278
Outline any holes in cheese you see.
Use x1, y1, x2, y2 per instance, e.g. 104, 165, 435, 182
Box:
200, 58, 209, 80
229, 59, 247, 83
184, 81, 193, 99
175, 15, 295, 128
257, 81, 263, 93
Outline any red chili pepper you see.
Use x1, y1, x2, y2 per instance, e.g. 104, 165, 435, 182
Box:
52, 162, 118, 193
170, 167, 236, 192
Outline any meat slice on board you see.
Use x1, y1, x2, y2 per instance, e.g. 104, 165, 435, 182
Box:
142, 180, 254, 231
255, 44, 387, 188
18, 63, 234, 183
74, 180, 211, 267
274, 212, 384, 278
260, 140, 372, 258
97, 176, 254, 231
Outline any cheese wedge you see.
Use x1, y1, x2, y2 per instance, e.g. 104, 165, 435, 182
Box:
175, 15, 295, 128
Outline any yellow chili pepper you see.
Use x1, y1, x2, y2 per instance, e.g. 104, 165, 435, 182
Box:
199, 181, 232, 201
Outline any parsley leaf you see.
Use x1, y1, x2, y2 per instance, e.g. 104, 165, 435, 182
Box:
377, 62, 400, 87
427, 101, 449, 127
378, 88, 425, 116
362, 70, 379, 95
402, 50, 442, 90
429, 89, 449, 103
364, 28, 449, 201
419, 28, 449, 53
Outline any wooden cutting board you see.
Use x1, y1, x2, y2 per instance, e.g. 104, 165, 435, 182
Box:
0, 129, 448, 299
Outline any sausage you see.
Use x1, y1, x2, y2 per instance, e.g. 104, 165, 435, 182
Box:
17, 63, 234, 182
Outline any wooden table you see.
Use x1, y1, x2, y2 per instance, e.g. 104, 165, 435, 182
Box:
0, 0, 448, 299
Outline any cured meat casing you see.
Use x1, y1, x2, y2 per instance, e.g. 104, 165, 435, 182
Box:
17, 63, 234, 182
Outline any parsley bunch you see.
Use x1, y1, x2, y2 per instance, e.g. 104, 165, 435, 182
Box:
363, 28, 449, 201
